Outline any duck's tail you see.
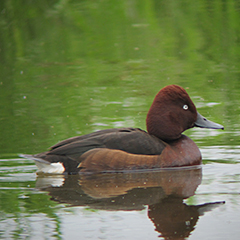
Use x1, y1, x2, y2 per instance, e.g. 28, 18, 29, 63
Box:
19, 154, 65, 174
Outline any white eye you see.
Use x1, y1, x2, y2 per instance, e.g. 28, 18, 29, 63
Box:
183, 105, 188, 110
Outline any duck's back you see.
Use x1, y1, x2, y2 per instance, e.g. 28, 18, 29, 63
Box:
33, 128, 166, 173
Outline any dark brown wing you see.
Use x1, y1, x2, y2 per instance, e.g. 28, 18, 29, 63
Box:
50, 128, 127, 150
35, 128, 166, 163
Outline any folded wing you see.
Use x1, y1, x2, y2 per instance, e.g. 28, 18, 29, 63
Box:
36, 128, 166, 163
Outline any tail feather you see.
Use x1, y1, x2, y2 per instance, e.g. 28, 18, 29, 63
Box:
19, 154, 50, 164
19, 154, 65, 174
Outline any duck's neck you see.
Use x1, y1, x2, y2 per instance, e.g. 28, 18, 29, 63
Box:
146, 109, 183, 141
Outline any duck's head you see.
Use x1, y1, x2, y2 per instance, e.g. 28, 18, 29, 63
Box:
146, 85, 224, 141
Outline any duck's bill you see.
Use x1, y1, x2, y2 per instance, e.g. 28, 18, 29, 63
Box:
194, 112, 224, 130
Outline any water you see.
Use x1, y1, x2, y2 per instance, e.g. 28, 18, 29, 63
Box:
0, 160, 239, 239
1, 0, 240, 239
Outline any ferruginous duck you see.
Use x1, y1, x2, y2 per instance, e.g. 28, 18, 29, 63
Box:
20, 85, 224, 174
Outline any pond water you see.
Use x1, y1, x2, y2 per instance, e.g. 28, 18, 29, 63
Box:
1, 1, 240, 239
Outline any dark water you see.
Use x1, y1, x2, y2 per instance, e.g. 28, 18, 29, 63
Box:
1, 1, 240, 239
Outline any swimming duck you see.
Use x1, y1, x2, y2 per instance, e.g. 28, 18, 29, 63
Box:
21, 85, 223, 174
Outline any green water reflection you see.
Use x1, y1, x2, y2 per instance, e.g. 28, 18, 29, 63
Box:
1, 1, 240, 239
1, 0, 240, 157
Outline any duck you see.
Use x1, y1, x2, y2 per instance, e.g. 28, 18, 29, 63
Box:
20, 85, 224, 174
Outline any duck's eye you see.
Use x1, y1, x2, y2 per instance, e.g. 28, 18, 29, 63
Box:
183, 104, 188, 110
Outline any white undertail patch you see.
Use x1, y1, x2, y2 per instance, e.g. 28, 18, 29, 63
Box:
35, 161, 65, 174
19, 154, 65, 174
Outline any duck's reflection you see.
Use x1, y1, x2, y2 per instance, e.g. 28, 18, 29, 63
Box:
36, 166, 224, 239
148, 197, 223, 239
